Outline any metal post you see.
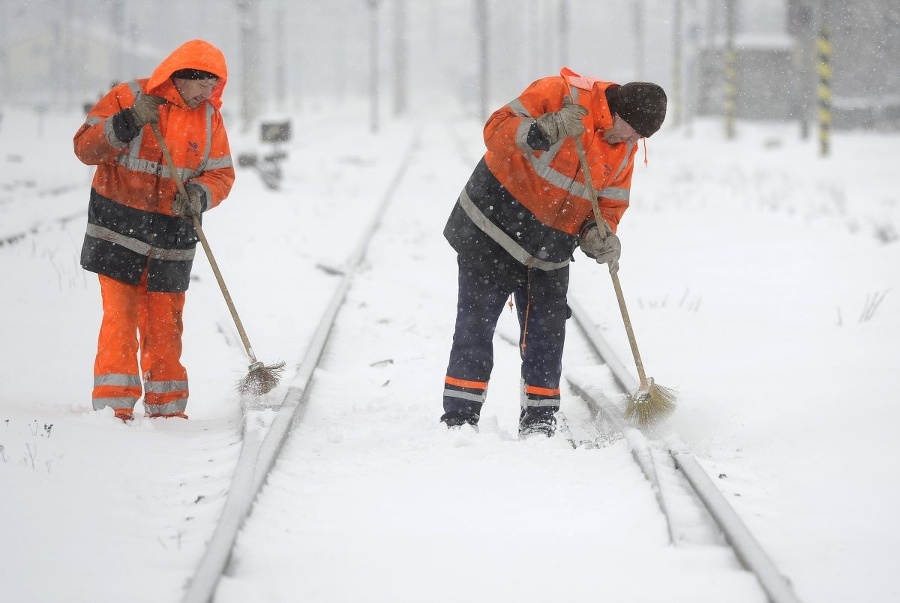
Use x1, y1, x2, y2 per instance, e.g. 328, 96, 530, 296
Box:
62, 0, 75, 108
112, 0, 124, 84
334, 2, 345, 107
633, 0, 645, 79
274, 0, 286, 112
685, 0, 701, 137
724, 0, 736, 139
789, 1, 814, 140
393, 0, 407, 116
368, 0, 380, 133
0, 2, 7, 104
559, 0, 570, 67
817, 0, 832, 157
672, 0, 683, 128
528, 0, 539, 77
475, 0, 489, 122
236, 0, 259, 133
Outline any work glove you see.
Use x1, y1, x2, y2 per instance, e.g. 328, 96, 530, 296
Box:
579, 221, 621, 274
535, 101, 588, 146
130, 92, 166, 127
172, 183, 205, 218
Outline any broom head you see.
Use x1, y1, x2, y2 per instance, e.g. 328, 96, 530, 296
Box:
238, 360, 286, 396
621, 377, 677, 428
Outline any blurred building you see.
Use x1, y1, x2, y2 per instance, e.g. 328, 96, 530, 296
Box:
694, 0, 900, 131
2, 26, 155, 109
826, 1, 900, 130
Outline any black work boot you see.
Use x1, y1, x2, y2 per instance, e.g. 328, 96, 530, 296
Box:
518, 406, 558, 437
440, 410, 479, 429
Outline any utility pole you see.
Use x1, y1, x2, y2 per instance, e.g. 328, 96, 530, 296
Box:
236, 0, 260, 132
425, 1, 442, 107
58, 0, 75, 108
528, 0, 539, 78
789, 0, 814, 140
559, 0, 569, 67
334, 2, 345, 107
368, 0, 380, 133
0, 1, 7, 104
817, 0, 832, 157
274, 0, 287, 112
724, 0, 736, 139
475, 0, 489, 122
684, 0, 700, 137
112, 0, 124, 84
672, 0, 683, 128
393, 0, 407, 116
633, 0, 645, 79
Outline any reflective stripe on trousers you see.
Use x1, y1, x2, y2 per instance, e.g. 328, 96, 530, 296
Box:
443, 255, 568, 416
93, 272, 189, 416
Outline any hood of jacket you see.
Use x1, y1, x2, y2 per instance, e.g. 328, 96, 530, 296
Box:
146, 39, 228, 109
559, 67, 616, 132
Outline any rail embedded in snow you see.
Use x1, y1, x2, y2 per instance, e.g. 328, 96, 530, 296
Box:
178, 126, 802, 603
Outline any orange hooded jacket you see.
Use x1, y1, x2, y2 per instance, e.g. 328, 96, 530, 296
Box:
444, 68, 638, 274
74, 39, 235, 292
483, 67, 636, 236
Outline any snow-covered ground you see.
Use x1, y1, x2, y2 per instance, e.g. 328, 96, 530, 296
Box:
0, 101, 898, 603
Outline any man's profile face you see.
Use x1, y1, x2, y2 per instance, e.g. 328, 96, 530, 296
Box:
603, 115, 641, 145
173, 77, 219, 109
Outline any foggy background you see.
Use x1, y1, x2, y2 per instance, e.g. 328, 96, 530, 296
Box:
1, 0, 899, 136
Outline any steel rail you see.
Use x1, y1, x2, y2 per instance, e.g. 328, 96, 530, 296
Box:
180, 135, 419, 603
179, 122, 800, 602
671, 445, 803, 603
0, 209, 87, 247
567, 295, 803, 603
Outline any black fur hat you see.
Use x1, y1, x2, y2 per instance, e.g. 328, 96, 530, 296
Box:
171, 68, 218, 81
606, 82, 667, 137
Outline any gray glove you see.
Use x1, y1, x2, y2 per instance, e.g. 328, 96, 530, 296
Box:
535, 102, 588, 145
130, 93, 166, 127
579, 222, 621, 274
172, 183, 205, 218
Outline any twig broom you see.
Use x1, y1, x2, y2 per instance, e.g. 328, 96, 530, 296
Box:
570, 120, 676, 427
151, 124, 284, 396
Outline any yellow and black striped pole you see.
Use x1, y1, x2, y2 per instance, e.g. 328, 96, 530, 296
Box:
817, 19, 832, 156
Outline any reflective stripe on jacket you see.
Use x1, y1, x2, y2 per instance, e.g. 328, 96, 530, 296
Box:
82, 189, 199, 291
445, 68, 637, 272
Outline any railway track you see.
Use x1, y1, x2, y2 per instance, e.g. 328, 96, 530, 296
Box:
0, 185, 88, 247
566, 297, 802, 603
169, 123, 803, 603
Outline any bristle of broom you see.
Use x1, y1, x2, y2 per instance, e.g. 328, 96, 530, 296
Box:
621, 381, 677, 428
237, 361, 286, 396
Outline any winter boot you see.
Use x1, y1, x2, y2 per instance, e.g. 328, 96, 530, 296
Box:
518, 406, 557, 437
147, 412, 188, 419
440, 410, 479, 429
114, 408, 134, 422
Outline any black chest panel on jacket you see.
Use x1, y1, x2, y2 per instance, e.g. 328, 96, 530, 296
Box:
81, 190, 199, 292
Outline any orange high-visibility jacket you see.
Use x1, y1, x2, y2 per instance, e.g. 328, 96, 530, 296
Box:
444, 67, 638, 272
74, 39, 235, 292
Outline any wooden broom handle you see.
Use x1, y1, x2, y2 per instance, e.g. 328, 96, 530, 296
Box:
149, 123, 259, 365
567, 105, 649, 386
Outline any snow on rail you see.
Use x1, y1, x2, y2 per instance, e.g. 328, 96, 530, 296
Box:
567, 296, 804, 603
180, 136, 419, 603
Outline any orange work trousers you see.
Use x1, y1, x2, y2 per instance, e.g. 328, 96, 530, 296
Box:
92, 272, 189, 417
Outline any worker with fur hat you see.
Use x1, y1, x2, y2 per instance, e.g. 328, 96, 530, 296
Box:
440, 67, 666, 437
74, 39, 235, 421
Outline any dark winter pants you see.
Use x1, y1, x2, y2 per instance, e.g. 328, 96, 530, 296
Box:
443, 254, 569, 420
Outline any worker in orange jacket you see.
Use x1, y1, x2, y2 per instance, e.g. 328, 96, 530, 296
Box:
73, 39, 235, 421
441, 67, 667, 436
